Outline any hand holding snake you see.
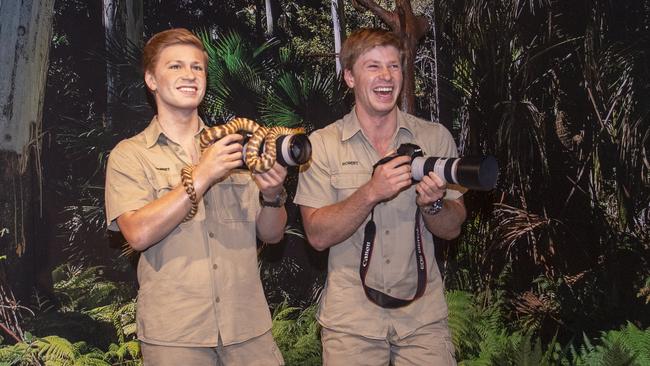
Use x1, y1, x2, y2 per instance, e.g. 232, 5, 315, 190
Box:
182, 117, 304, 220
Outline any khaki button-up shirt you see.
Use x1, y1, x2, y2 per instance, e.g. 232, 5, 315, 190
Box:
105, 117, 272, 347
294, 109, 463, 339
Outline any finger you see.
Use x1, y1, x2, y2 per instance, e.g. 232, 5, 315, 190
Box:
255, 172, 276, 186
219, 133, 244, 144
220, 142, 243, 154
272, 163, 288, 178
393, 163, 412, 176
265, 165, 284, 180
224, 151, 243, 162
385, 155, 411, 169
223, 160, 243, 170
396, 177, 413, 191
427, 172, 446, 189
253, 172, 270, 186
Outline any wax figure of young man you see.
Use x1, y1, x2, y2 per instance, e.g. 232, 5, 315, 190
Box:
105, 28, 286, 365
294, 28, 467, 365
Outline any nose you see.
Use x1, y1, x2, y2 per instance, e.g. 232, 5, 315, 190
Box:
182, 66, 197, 80
379, 66, 392, 80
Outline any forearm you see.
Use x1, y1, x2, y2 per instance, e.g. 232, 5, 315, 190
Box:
302, 182, 378, 251
117, 165, 214, 251
422, 198, 466, 240
256, 206, 288, 243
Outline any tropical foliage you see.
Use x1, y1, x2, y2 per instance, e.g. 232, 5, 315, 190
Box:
1, 1, 648, 365
435, 0, 650, 343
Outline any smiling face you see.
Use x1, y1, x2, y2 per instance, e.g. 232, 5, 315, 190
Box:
144, 43, 206, 114
344, 45, 403, 118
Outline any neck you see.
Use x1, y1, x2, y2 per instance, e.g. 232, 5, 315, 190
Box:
355, 106, 398, 155
156, 107, 200, 144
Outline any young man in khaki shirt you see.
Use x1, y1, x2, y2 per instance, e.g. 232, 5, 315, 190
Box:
105, 29, 286, 365
295, 28, 467, 365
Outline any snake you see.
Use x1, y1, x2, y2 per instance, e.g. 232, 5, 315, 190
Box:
199, 117, 305, 173
181, 117, 304, 221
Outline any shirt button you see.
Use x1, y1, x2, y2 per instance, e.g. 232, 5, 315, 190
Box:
385, 258, 390, 264
208, 232, 215, 238
213, 264, 218, 270
215, 297, 220, 303
385, 230, 390, 235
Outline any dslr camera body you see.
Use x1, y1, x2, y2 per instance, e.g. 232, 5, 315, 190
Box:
376, 143, 498, 191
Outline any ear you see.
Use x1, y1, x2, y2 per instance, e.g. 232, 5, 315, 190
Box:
343, 69, 355, 89
144, 70, 157, 92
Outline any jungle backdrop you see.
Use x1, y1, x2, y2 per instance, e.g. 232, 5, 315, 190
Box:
0, 0, 649, 365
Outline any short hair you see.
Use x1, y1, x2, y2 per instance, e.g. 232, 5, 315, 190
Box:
141, 28, 207, 73
340, 28, 403, 71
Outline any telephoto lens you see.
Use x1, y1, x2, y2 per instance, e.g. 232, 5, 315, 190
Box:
411, 155, 498, 191
275, 133, 312, 167
241, 132, 312, 168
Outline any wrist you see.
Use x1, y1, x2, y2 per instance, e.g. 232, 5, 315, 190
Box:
418, 198, 444, 216
189, 163, 212, 195
260, 187, 287, 208
364, 182, 383, 206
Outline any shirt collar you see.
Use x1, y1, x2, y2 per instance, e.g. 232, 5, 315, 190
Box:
143, 116, 207, 148
341, 108, 415, 142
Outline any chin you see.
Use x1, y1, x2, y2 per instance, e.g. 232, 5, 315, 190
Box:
372, 103, 397, 113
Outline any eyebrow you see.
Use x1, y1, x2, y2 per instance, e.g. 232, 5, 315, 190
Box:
362, 59, 399, 65
164, 59, 204, 65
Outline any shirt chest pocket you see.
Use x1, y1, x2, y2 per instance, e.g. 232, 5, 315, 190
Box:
150, 171, 206, 222
330, 172, 371, 201
151, 171, 179, 198
212, 172, 257, 222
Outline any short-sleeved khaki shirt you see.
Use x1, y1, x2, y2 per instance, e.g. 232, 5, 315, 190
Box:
105, 117, 272, 347
294, 109, 463, 339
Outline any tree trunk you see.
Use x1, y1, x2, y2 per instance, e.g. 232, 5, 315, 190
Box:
0, 0, 55, 301
421, 3, 439, 123
102, 0, 143, 130
103, 0, 118, 130
351, 0, 429, 114
265, 0, 278, 38
124, 0, 144, 49
331, 0, 346, 75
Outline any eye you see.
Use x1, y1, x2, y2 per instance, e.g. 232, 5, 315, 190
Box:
367, 64, 379, 70
169, 64, 181, 70
192, 65, 204, 71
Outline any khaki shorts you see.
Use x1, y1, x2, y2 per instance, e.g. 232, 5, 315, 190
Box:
141, 330, 284, 366
321, 320, 456, 366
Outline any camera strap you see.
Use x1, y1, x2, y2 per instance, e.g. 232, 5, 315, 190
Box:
360, 207, 427, 308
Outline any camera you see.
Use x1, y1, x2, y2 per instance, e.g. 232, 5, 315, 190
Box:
275, 133, 312, 167
378, 143, 498, 191
240, 132, 312, 168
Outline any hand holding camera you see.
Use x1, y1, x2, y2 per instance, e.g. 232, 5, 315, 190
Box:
368, 154, 413, 203
374, 143, 499, 191
197, 133, 245, 184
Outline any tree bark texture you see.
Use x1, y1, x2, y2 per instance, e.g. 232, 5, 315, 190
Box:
0, 0, 54, 302
265, 0, 280, 38
103, 0, 144, 129
352, 0, 429, 114
331, 0, 346, 75
0, 0, 55, 153
124, 0, 144, 48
